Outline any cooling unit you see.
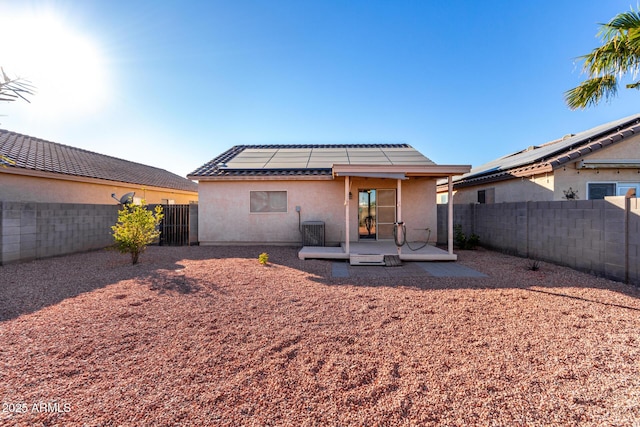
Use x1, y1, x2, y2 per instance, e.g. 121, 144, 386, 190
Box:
301, 221, 325, 246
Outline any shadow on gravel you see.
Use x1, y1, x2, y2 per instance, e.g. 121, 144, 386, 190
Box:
3, 245, 639, 322
0, 248, 204, 322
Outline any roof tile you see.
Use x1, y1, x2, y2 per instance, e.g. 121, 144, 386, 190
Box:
0, 129, 197, 192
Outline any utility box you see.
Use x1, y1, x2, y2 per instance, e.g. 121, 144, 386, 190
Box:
301, 221, 325, 246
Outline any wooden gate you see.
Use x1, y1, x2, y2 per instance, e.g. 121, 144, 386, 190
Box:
158, 204, 190, 246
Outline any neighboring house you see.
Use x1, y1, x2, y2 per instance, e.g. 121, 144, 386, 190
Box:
188, 144, 469, 261
437, 114, 640, 204
0, 129, 198, 204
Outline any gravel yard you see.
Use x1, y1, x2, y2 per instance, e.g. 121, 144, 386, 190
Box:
1, 245, 639, 426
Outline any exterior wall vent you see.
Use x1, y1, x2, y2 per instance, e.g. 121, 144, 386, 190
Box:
301, 221, 325, 246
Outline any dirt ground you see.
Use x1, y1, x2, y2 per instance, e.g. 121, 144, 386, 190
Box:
1, 246, 639, 426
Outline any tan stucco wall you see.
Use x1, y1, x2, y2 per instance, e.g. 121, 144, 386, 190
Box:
198, 176, 437, 245
554, 167, 640, 200
0, 172, 198, 204
584, 132, 640, 159
554, 135, 640, 200
442, 173, 555, 204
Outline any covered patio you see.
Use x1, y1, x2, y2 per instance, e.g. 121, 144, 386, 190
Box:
298, 240, 457, 262
298, 163, 470, 263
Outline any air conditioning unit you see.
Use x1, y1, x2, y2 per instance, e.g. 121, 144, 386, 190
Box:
301, 221, 325, 246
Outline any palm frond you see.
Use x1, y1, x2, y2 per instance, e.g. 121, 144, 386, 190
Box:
0, 67, 35, 103
626, 80, 640, 89
565, 75, 618, 110
581, 37, 639, 76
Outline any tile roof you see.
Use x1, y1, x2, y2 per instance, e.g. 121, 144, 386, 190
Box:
446, 114, 640, 188
0, 129, 198, 192
188, 143, 435, 178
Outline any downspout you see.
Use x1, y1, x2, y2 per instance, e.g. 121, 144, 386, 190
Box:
448, 175, 454, 255
345, 176, 350, 255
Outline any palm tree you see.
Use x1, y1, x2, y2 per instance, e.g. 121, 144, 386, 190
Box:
1, 67, 34, 165
565, 8, 640, 110
0, 67, 34, 103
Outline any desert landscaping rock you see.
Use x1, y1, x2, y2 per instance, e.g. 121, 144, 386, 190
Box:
1, 246, 639, 425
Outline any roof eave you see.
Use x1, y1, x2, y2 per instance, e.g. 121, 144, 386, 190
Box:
332, 164, 471, 178
436, 163, 553, 191
2, 166, 199, 194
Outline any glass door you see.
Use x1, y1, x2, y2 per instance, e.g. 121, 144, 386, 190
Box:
358, 188, 396, 240
376, 189, 396, 240
358, 190, 376, 239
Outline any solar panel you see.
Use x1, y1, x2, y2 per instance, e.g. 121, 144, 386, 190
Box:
224, 146, 434, 169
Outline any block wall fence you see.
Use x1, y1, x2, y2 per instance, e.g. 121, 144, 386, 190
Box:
438, 197, 640, 285
0, 202, 199, 265
0, 202, 120, 265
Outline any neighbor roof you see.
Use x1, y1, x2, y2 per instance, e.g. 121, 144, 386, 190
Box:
443, 114, 640, 188
188, 143, 436, 179
0, 129, 198, 192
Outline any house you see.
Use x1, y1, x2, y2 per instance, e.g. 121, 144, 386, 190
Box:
0, 129, 198, 204
188, 144, 470, 261
437, 114, 640, 204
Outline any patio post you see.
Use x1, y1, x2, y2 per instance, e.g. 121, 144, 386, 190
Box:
345, 176, 350, 255
448, 175, 454, 255
397, 178, 402, 255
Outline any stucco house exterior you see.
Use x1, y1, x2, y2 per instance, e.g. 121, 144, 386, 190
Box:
437, 114, 640, 204
188, 144, 470, 261
0, 129, 198, 204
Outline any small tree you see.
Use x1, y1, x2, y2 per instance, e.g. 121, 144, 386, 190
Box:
112, 201, 163, 265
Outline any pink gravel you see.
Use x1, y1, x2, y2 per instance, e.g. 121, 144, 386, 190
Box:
1, 245, 639, 426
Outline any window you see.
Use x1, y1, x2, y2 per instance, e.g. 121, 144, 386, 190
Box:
587, 182, 640, 199
250, 191, 287, 213
476, 188, 495, 204
617, 183, 640, 197
587, 183, 616, 200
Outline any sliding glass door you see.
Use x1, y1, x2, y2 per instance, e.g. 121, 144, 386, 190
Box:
358, 188, 396, 240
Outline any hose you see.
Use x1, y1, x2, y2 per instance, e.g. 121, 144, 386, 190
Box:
393, 223, 431, 251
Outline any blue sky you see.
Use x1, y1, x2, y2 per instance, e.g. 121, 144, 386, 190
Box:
1, 1, 639, 178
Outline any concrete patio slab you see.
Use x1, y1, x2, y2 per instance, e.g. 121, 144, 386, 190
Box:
331, 260, 486, 279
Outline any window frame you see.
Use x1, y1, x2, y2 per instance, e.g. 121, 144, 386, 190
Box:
249, 190, 288, 213
586, 182, 616, 200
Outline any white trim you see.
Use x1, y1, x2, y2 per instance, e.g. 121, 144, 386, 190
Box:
448, 175, 454, 255
333, 164, 471, 177
336, 172, 407, 180
578, 159, 640, 169
344, 176, 350, 255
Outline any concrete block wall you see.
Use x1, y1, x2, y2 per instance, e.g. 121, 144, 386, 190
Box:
438, 197, 638, 285
627, 198, 639, 285
437, 203, 472, 244
189, 201, 199, 245
0, 202, 119, 265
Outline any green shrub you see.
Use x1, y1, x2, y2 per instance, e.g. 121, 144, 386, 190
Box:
454, 224, 480, 250
258, 252, 269, 266
112, 201, 163, 265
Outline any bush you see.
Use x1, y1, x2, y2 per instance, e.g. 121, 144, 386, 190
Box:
112, 201, 164, 265
454, 224, 480, 250
258, 252, 269, 266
